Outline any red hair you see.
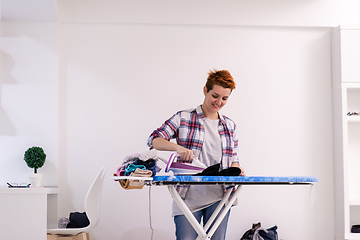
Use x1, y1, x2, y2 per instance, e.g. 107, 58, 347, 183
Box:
205, 69, 235, 92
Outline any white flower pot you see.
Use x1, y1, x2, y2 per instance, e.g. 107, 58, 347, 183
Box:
29, 173, 43, 187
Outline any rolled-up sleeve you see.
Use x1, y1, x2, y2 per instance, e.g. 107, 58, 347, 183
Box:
147, 112, 181, 148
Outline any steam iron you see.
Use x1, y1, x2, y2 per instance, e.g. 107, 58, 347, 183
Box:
164, 153, 206, 175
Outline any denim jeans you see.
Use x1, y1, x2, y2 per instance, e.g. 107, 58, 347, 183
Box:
173, 201, 230, 240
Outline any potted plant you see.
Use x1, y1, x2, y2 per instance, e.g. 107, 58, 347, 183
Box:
24, 146, 46, 186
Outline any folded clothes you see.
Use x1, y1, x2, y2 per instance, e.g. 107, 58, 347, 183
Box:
58, 217, 70, 228
352, 225, 360, 233
122, 150, 157, 165
114, 168, 152, 190
66, 212, 90, 228
116, 165, 126, 176
117, 177, 144, 190
125, 164, 146, 176
116, 152, 160, 190
131, 168, 152, 178
120, 158, 158, 177
133, 159, 157, 176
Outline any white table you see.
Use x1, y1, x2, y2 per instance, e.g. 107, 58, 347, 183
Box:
0, 187, 58, 240
113, 175, 318, 240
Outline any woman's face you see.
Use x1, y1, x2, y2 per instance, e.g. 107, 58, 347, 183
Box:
202, 84, 232, 119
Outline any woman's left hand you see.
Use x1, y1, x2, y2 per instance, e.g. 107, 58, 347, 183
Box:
238, 167, 246, 176
230, 162, 246, 176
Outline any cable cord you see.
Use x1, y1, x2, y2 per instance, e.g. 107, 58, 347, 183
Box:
149, 185, 154, 240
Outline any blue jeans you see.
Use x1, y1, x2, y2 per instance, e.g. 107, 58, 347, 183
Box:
173, 201, 230, 240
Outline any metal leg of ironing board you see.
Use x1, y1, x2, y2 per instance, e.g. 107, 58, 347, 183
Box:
199, 185, 243, 240
167, 186, 209, 240
202, 186, 234, 232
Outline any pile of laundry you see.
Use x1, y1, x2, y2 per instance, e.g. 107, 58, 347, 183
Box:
240, 222, 278, 240
114, 150, 161, 190
58, 212, 89, 229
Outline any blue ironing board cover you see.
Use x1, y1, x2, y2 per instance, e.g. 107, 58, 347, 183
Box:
147, 175, 318, 185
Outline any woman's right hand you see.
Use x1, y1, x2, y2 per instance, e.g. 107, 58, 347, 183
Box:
152, 137, 194, 161
176, 146, 194, 161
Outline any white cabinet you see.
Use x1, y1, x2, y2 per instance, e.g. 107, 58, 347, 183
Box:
333, 26, 360, 240
0, 187, 58, 240
333, 26, 360, 86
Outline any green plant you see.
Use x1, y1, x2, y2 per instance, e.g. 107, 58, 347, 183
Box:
24, 146, 46, 174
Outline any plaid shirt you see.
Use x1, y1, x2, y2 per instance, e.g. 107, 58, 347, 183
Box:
147, 105, 239, 169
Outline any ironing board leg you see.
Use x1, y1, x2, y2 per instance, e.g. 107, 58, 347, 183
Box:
168, 185, 243, 240
167, 186, 209, 240
204, 185, 242, 239
202, 186, 234, 233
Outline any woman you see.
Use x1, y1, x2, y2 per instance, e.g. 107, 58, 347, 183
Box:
147, 69, 245, 240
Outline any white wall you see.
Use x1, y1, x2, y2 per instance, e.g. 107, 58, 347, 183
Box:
57, 0, 337, 26
57, 23, 333, 240
1, 0, 355, 239
0, 22, 58, 186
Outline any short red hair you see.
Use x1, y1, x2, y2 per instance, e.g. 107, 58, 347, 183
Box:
205, 69, 235, 92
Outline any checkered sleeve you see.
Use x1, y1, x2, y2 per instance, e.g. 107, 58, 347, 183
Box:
147, 112, 181, 148
231, 124, 239, 165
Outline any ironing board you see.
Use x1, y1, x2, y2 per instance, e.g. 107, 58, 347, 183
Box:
113, 175, 318, 240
